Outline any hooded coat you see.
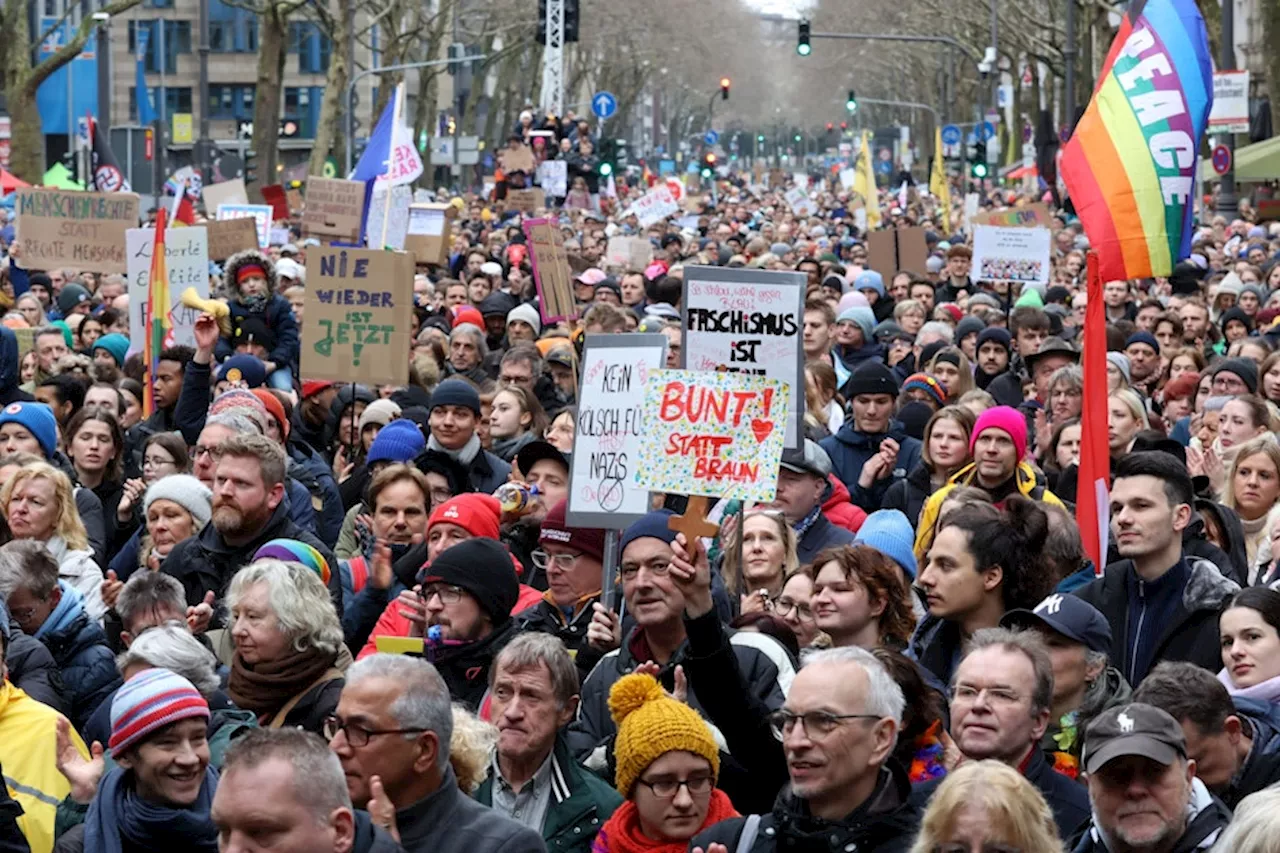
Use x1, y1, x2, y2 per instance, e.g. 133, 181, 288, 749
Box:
820, 419, 923, 512
214, 249, 301, 373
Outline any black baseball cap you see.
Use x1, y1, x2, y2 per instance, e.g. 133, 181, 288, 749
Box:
1002, 593, 1112, 654
1083, 703, 1187, 775
516, 440, 568, 476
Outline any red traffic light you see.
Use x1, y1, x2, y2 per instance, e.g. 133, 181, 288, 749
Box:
840, 121, 848, 130
826, 122, 834, 131
719, 78, 730, 100
706, 152, 718, 164
720, 77, 731, 88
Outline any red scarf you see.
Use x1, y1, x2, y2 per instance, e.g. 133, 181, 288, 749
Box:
591, 790, 738, 853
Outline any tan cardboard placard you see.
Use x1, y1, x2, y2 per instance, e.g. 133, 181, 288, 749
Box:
523, 217, 575, 323
506, 188, 546, 213
867, 227, 929, 279
302, 177, 366, 242
970, 202, 1053, 228
301, 248, 414, 385
14, 188, 139, 274
896, 227, 929, 273
205, 217, 260, 261
286, 189, 304, 216
499, 144, 536, 174
202, 178, 249, 211
404, 204, 457, 266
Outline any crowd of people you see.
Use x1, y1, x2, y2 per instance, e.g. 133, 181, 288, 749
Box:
0, 160, 1279, 853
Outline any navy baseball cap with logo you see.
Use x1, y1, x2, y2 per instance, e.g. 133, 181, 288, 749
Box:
1083, 703, 1187, 775
1000, 593, 1112, 654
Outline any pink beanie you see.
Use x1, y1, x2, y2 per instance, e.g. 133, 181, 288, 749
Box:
836, 290, 869, 315
969, 405, 1027, 462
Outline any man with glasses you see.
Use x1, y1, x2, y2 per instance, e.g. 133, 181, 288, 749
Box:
568, 509, 795, 815
691, 646, 921, 853
1210, 358, 1258, 397
329, 654, 544, 853
913, 627, 1090, 838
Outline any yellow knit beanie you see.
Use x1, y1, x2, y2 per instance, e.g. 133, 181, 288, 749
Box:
608, 672, 720, 796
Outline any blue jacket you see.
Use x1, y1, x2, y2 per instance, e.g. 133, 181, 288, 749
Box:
821, 421, 923, 512
1235, 696, 1280, 755
40, 610, 121, 733
215, 293, 301, 373
288, 442, 344, 548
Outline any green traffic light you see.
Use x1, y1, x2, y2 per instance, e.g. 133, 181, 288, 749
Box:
972, 163, 988, 178
700, 167, 712, 178
599, 162, 613, 177
796, 43, 811, 56
794, 134, 801, 142
846, 101, 857, 113
757, 134, 765, 142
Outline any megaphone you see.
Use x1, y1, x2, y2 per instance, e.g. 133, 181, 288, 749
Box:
180, 288, 232, 337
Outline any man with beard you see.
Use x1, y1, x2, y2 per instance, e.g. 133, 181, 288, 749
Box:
974, 327, 1012, 391
1124, 331, 1163, 392
162, 433, 340, 623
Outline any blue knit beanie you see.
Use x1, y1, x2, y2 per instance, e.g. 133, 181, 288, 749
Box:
366, 419, 426, 464
620, 509, 679, 555
854, 509, 918, 578
430, 379, 481, 416
854, 270, 885, 298
0, 401, 58, 458
91, 333, 130, 367
837, 305, 876, 341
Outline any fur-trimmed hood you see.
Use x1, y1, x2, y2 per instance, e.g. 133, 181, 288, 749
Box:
223, 249, 278, 298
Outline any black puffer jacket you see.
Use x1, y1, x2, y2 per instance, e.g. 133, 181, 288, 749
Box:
1, 602, 66, 715
881, 461, 937, 529
39, 610, 121, 733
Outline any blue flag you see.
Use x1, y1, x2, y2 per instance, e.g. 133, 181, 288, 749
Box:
136, 28, 157, 125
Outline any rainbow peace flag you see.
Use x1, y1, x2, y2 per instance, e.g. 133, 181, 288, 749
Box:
143, 208, 173, 417
1060, 0, 1213, 281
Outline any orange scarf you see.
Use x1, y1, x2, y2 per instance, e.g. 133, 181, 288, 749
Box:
591, 789, 738, 853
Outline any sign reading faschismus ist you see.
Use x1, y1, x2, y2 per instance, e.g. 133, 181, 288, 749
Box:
680, 265, 806, 449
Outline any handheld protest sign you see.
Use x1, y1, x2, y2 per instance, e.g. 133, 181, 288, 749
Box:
15, 188, 139, 274
404, 204, 457, 266
667, 496, 721, 541
127, 225, 209, 348
633, 369, 790, 504
523, 217, 576, 324
216, 203, 272, 248
302, 177, 365, 243
206, 217, 259, 261
300, 248, 414, 385
680, 265, 805, 449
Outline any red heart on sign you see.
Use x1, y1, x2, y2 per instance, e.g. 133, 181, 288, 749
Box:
751, 418, 774, 443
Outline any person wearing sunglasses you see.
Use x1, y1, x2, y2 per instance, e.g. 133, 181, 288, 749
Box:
593, 672, 738, 852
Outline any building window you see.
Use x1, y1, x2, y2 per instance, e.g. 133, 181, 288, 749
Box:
129, 87, 192, 121
207, 84, 254, 120
288, 22, 330, 74
126, 20, 191, 74
208, 0, 258, 53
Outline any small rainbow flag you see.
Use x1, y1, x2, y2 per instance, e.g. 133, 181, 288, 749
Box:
1060, 0, 1213, 281
143, 208, 173, 418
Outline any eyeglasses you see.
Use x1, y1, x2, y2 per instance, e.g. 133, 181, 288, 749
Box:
774, 596, 814, 621
143, 455, 176, 470
619, 558, 671, 580
634, 774, 715, 799
193, 445, 222, 459
768, 710, 882, 741
951, 684, 1023, 706
420, 583, 465, 605
323, 716, 429, 748
532, 549, 584, 571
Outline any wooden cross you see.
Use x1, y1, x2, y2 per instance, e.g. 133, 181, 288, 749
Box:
667, 495, 721, 541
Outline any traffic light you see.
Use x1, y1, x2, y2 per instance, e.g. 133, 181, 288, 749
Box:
846, 90, 858, 113
756, 134, 765, 143
537, 0, 579, 43
701, 152, 716, 178
840, 121, 848, 130
971, 139, 988, 179
826, 122, 834, 131
793, 134, 802, 142
797, 19, 811, 56
598, 137, 616, 177
720, 78, 731, 100
244, 148, 257, 184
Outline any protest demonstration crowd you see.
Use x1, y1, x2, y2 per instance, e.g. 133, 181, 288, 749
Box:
0, 0, 1278, 850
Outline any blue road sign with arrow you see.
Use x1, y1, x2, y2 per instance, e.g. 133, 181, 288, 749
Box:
704, 130, 720, 146
979, 121, 996, 141
592, 92, 618, 119
940, 124, 962, 146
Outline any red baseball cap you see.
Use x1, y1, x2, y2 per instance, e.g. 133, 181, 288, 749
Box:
301, 380, 335, 399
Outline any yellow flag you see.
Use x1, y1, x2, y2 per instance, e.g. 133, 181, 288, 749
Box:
930, 126, 952, 235
853, 132, 881, 229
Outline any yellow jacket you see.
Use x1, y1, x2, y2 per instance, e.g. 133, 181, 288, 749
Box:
913, 461, 1065, 562
0, 680, 87, 853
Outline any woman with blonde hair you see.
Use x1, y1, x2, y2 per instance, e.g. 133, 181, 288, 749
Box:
1223, 436, 1280, 580
0, 461, 105, 621
908, 760, 1064, 853
721, 509, 798, 614
884, 406, 975, 528
804, 361, 843, 436
1108, 388, 1149, 459
449, 704, 499, 793
925, 347, 975, 399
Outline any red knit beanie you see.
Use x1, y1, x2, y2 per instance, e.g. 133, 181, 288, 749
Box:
428, 493, 501, 540
969, 405, 1028, 462
237, 264, 267, 284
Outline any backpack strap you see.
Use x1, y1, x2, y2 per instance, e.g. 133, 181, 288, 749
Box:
735, 814, 762, 853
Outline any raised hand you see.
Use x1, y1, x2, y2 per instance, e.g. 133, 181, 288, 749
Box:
368, 775, 400, 842
186, 590, 216, 634
101, 570, 123, 610
586, 602, 621, 653
55, 717, 104, 804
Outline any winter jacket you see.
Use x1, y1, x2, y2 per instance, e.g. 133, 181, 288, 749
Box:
37, 610, 120, 734
1073, 557, 1238, 686
1235, 695, 1280, 755
689, 763, 921, 853
1070, 778, 1228, 853
567, 614, 795, 816
0, 763, 29, 853
832, 341, 886, 393
1043, 666, 1132, 759
395, 764, 546, 853
820, 475, 867, 534
43, 538, 105, 624
913, 461, 1064, 562
465, 447, 513, 495
353, 809, 408, 853
287, 441, 344, 548
474, 737, 621, 853
0, 680, 86, 853
881, 460, 938, 529
906, 614, 964, 697
2, 604, 67, 716
820, 420, 923, 512
514, 595, 606, 686
0, 327, 32, 409
795, 513, 857, 567
160, 499, 343, 621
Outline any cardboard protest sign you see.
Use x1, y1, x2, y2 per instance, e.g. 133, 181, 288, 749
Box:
203, 178, 249, 210
126, 225, 209, 348
634, 369, 790, 503
365, 184, 411, 250
971, 224, 1051, 285
784, 187, 815, 217
499, 144, 536, 174
286, 188, 304, 216
206, 217, 259, 261
404, 204, 457, 266
627, 186, 680, 228
301, 248, 414, 384
537, 160, 568, 197
216, 204, 272, 248
302, 177, 365, 243
680, 266, 806, 449
867, 227, 929, 279
970, 202, 1053, 228
260, 184, 289, 221
567, 334, 668, 528
506, 188, 546, 213
14, 188, 139, 274
523, 217, 576, 324
604, 236, 653, 271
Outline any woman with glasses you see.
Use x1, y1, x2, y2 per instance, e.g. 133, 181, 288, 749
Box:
774, 567, 825, 649
592, 673, 737, 853
720, 510, 798, 616
907, 760, 1064, 853
112, 432, 190, 550
226, 557, 348, 733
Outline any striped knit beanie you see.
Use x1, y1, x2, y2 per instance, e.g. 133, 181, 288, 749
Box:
902, 373, 948, 408
253, 538, 332, 587
109, 668, 210, 757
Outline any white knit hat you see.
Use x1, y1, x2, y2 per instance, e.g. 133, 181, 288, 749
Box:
507, 303, 542, 335
144, 474, 213, 530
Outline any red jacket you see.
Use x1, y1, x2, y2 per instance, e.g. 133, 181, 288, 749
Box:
823, 475, 867, 533
357, 583, 543, 660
